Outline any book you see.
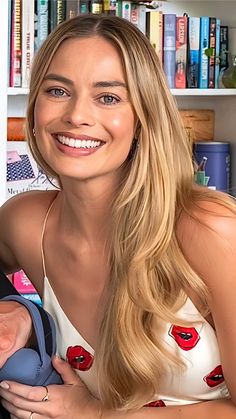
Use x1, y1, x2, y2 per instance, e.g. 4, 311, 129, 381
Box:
103, 0, 116, 15
208, 17, 216, 88
130, 4, 146, 35
21, 0, 35, 88
66, 0, 79, 19
187, 17, 200, 88
122, 1, 132, 21
7, 117, 26, 141
57, 0, 66, 25
220, 25, 229, 71
199, 16, 210, 89
215, 18, 221, 88
146, 11, 163, 61
10, 0, 22, 87
175, 15, 188, 89
37, 0, 49, 50
6, 141, 57, 199
48, 0, 57, 33
163, 14, 176, 89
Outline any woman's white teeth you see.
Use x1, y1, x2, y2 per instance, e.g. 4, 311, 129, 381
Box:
56, 135, 102, 148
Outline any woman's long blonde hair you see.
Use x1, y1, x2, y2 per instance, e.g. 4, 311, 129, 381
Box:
25, 14, 236, 410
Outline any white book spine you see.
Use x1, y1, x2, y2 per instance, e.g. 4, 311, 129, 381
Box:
22, 0, 34, 88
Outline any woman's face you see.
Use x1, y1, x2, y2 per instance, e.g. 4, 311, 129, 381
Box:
34, 36, 137, 184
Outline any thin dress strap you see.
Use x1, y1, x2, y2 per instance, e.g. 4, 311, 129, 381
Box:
41, 194, 58, 278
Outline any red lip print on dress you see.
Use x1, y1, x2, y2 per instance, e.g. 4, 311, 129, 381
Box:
169, 325, 200, 350
204, 365, 225, 388
144, 400, 166, 407
66, 345, 94, 371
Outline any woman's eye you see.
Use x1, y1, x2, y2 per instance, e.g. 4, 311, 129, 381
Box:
47, 88, 67, 97
99, 95, 120, 105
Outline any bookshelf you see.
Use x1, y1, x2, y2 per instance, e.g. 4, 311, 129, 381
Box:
1, 1, 236, 204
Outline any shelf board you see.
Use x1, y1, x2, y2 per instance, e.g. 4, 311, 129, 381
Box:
8, 87, 29, 95
171, 88, 236, 96
7, 87, 236, 97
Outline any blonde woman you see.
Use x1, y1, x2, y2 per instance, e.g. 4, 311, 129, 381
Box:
0, 14, 236, 419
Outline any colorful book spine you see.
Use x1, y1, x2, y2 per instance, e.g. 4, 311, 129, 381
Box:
122, 1, 131, 21
146, 11, 163, 61
220, 26, 229, 71
79, 0, 90, 14
208, 17, 216, 88
187, 17, 200, 88
199, 16, 210, 89
116, 0, 122, 17
37, 0, 49, 50
175, 15, 188, 89
103, 0, 116, 15
130, 4, 146, 35
163, 14, 176, 89
91, 0, 103, 14
57, 0, 66, 25
10, 0, 22, 87
215, 18, 221, 88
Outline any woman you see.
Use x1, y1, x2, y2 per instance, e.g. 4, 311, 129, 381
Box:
0, 13, 236, 419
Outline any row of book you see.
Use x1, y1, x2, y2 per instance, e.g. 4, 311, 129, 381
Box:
9, 0, 230, 89
147, 12, 229, 89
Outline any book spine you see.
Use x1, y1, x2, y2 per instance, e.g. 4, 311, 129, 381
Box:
163, 14, 176, 89
21, 0, 34, 88
91, 0, 103, 14
103, 0, 116, 15
10, 0, 22, 87
220, 25, 229, 70
116, 0, 122, 17
187, 17, 200, 88
57, 0, 66, 25
66, 0, 79, 19
79, 0, 90, 14
122, 1, 132, 21
48, 0, 57, 33
137, 5, 146, 35
215, 18, 221, 88
8, 0, 12, 87
199, 16, 210, 89
35, 0, 49, 52
208, 17, 216, 88
147, 11, 163, 61
175, 15, 188, 89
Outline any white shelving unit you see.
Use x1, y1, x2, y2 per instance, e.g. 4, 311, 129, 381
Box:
1, 0, 236, 204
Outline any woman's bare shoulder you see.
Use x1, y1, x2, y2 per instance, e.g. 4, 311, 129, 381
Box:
0, 190, 58, 272
0, 190, 58, 222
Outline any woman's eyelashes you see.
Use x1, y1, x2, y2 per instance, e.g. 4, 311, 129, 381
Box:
45, 87, 121, 106
97, 94, 120, 106
46, 87, 69, 98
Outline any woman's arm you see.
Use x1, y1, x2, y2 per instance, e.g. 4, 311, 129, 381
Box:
177, 200, 236, 405
103, 399, 236, 419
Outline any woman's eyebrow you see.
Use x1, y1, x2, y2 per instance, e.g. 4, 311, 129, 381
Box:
43, 74, 127, 89
43, 73, 74, 85
93, 80, 127, 89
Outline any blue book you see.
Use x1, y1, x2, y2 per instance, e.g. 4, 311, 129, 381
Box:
163, 14, 176, 89
199, 17, 210, 89
187, 17, 200, 88
37, 0, 49, 51
215, 18, 221, 88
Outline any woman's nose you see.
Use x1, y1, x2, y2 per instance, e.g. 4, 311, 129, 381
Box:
62, 96, 96, 127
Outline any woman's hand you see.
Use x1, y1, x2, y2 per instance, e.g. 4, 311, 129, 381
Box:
0, 356, 102, 419
0, 301, 32, 367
